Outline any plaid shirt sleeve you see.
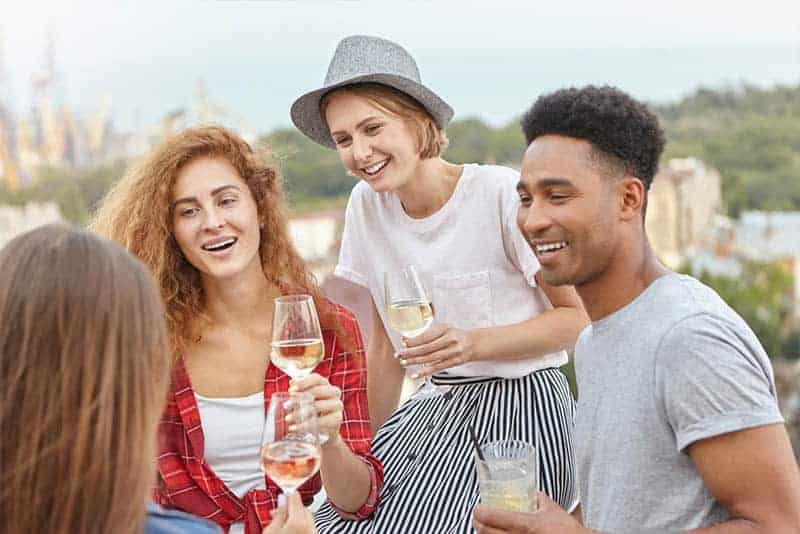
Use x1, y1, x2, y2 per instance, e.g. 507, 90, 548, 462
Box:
322, 305, 383, 520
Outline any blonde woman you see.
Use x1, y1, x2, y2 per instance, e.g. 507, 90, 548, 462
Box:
92, 127, 381, 534
291, 35, 588, 532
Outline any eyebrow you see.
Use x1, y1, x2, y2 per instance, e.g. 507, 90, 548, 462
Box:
172, 185, 241, 207
330, 116, 381, 137
516, 177, 574, 193
538, 178, 574, 188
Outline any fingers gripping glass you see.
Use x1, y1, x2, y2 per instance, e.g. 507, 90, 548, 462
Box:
260, 392, 322, 494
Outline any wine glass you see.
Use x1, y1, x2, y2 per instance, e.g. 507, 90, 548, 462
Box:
271, 295, 324, 380
260, 392, 322, 494
384, 265, 434, 380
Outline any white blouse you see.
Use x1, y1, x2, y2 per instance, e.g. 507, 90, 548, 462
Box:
195, 390, 268, 534
335, 163, 568, 378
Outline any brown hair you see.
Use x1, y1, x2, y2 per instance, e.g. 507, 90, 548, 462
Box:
91, 126, 350, 356
0, 224, 170, 534
322, 83, 449, 158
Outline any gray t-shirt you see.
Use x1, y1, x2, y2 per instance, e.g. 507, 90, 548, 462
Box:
574, 273, 783, 533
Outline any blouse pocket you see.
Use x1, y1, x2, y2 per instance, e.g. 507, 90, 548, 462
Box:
432, 270, 492, 330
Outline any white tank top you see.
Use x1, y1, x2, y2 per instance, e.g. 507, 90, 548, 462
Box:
195, 390, 268, 534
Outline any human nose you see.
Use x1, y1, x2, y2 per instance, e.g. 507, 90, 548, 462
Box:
520, 202, 551, 237
351, 134, 372, 162
202, 206, 225, 230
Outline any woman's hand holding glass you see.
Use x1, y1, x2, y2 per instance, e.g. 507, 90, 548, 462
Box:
289, 374, 344, 448
260, 392, 322, 495
397, 323, 477, 377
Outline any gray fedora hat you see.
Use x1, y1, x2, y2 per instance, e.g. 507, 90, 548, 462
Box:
291, 35, 454, 148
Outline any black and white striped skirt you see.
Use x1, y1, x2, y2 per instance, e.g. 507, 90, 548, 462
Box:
314, 368, 578, 533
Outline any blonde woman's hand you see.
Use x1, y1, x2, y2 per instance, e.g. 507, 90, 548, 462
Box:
397, 323, 476, 377
290, 373, 343, 447
263, 492, 316, 534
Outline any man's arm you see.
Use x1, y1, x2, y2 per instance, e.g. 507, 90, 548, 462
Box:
685, 424, 800, 533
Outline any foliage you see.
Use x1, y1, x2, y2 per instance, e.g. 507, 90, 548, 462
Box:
683, 260, 798, 358
259, 128, 356, 207
0, 161, 126, 225
656, 84, 800, 217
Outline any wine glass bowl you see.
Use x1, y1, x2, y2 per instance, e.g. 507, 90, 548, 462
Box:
260, 392, 322, 494
384, 266, 434, 339
271, 295, 325, 379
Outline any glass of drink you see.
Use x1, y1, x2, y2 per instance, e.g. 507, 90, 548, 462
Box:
271, 295, 324, 380
384, 266, 434, 380
475, 440, 538, 512
260, 391, 322, 494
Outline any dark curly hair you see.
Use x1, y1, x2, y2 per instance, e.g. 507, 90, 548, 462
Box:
520, 85, 665, 189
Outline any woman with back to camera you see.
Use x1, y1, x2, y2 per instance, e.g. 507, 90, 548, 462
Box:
92, 126, 382, 534
291, 35, 589, 532
0, 224, 219, 534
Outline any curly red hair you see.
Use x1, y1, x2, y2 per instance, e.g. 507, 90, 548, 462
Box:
92, 126, 351, 356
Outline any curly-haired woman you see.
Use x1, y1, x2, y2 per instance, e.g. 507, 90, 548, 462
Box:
92, 126, 382, 534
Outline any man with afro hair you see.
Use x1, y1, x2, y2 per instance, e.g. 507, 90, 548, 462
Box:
474, 86, 800, 533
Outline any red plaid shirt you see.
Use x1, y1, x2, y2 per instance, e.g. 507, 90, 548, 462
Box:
154, 306, 382, 534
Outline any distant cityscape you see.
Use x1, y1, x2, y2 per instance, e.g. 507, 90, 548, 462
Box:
0, 26, 253, 190
0, 24, 797, 454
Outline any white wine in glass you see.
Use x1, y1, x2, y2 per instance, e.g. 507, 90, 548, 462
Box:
260, 392, 322, 494
387, 299, 434, 338
384, 266, 434, 383
271, 295, 324, 379
384, 266, 433, 339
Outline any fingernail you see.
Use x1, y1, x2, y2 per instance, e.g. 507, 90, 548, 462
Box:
399, 359, 408, 366
289, 424, 298, 432
288, 385, 298, 393
411, 373, 420, 379
285, 413, 295, 423
277, 493, 286, 508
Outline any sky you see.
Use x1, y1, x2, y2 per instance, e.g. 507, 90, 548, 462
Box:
2, 0, 799, 133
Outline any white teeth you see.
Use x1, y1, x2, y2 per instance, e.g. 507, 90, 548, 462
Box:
203, 238, 236, 251
535, 241, 567, 253
364, 161, 387, 175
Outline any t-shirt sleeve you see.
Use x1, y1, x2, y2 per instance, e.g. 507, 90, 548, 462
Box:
334, 186, 369, 288
655, 312, 784, 452
498, 169, 540, 287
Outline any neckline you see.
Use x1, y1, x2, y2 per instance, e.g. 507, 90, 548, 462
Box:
389, 163, 474, 233
194, 390, 264, 403
591, 272, 679, 331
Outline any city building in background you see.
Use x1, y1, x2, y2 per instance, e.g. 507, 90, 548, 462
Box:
646, 157, 723, 269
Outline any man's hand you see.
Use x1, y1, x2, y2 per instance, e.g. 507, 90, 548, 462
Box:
473, 493, 592, 534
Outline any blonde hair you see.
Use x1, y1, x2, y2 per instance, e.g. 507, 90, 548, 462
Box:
91, 126, 351, 356
322, 83, 449, 158
0, 224, 170, 534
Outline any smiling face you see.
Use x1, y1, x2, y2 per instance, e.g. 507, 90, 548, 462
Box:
517, 135, 621, 288
170, 156, 262, 282
324, 90, 423, 193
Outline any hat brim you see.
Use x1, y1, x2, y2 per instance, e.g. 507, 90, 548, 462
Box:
290, 73, 454, 149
